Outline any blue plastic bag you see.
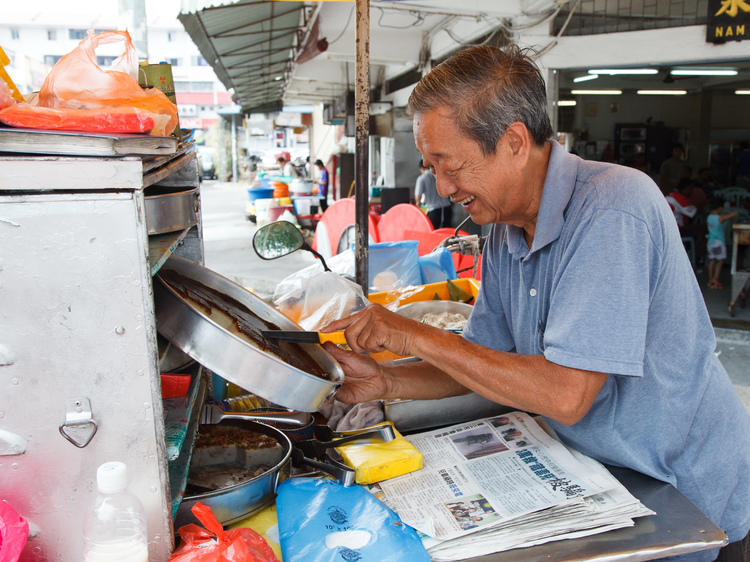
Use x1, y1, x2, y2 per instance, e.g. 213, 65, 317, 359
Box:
418, 247, 457, 284
276, 478, 430, 562
368, 240, 421, 292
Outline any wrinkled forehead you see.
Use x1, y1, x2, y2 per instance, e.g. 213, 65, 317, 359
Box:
413, 107, 477, 160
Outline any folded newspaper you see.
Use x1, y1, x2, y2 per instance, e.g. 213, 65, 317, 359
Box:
370, 411, 655, 560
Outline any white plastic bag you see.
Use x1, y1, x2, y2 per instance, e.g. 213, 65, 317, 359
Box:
273, 270, 367, 331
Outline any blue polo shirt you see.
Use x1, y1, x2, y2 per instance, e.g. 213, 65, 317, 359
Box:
464, 141, 750, 558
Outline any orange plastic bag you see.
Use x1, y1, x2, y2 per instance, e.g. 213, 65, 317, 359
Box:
36, 30, 177, 136
169, 502, 279, 562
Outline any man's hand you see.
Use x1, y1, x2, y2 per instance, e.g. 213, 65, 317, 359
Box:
322, 342, 390, 404
321, 304, 417, 357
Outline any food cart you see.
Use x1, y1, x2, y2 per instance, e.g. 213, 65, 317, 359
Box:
0, 143, 733, 560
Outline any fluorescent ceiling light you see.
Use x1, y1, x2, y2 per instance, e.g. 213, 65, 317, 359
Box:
671, 68, 737, 76
588, 68, 658, 75
557, 100, 577, 106
571, 89, 622, 95
573, 74, 598, 83
736, 90, 750, 95
637, 89, 687, 95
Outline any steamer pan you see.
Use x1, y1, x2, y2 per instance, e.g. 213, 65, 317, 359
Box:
174, 420, 291, 528
154, 256, 343, 412
396, 300, 473, 323
144, 185, 199, 234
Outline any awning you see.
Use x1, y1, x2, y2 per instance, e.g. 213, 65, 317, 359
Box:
178, 1, 306, 114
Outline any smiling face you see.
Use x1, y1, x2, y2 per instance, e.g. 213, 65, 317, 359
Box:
414, 107, 535, 228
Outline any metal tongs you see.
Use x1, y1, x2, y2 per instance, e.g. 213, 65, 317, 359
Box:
200, 402, 312, 428
293, 424, 396, 486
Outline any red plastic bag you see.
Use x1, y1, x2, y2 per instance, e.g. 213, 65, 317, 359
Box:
0, 500, 29, 562
35, 30, 177, 136
169, 502, 279, 562
0, 103, 155, 134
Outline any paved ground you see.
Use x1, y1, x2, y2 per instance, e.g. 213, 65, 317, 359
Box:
199, 179, 750, 412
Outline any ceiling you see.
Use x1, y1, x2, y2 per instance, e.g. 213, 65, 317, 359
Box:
558, 61, 750, 97
179, 0, 750, 114
178, 1, 307, 113
179, 0, 560, 112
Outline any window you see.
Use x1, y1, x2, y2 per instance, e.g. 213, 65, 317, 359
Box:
193, 56, 208, 66
96, 55, 117, 66
174, 81, 214, 92
168, 58, 179, 67
69, 29, 87, 40
167, 31, 175, 42
10, 28, 20, 40
44, 55, 62, 66
47, 29, 57, 41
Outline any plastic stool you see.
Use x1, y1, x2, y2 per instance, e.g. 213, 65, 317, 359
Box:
682, 236, 695, 267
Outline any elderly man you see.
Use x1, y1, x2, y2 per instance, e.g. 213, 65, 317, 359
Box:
323, 45, 750, 561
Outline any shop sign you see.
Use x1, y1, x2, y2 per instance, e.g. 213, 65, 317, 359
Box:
707, 0, 750, 42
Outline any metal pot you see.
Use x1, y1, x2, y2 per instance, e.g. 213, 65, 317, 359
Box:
396, 300, 473, 322
174, 420, 292, 528
144, 185, 199, 235
154, 256, 344, 412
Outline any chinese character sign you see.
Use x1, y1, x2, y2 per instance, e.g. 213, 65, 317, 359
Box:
707, 0, 749, 42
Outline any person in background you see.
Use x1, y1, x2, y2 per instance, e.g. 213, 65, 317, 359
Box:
706, 197, 739, 290
415, 159, 452, 229
665, 177, 697, 230
322, 44, 750, 562
277, 154, 295, 178
314, 159, 329, 212
658, 143, 689, 195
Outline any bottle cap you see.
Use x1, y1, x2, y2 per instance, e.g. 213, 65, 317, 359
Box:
97, 461, 128, 494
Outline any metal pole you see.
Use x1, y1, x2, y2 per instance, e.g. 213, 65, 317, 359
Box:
231, 114, 239, 183
355, 0, 370, 294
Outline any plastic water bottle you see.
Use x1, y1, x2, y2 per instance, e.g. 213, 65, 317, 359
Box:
83, 461, 149, 562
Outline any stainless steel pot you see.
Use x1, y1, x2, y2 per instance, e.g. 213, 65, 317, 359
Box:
154, 256, 344, 412
144, 185, 199, 235
174, 420, 291, 529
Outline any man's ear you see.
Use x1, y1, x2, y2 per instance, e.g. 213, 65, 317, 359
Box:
502, 122, 531, 156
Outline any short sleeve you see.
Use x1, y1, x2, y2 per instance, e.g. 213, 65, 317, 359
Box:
463, 228, 515, 353
543, 209, 658, 376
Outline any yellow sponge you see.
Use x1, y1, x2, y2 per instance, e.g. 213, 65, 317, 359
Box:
334, 422, 423, 484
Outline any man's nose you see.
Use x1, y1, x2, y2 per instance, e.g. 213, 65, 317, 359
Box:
435, 174, 456, 198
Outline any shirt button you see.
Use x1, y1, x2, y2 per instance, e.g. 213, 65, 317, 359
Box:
529, 288, 537, 297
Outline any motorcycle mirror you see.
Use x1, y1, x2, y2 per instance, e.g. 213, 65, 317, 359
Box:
252, 221, 305, 260
252, 221, 332, 272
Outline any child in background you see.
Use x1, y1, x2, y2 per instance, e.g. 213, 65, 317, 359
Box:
706, 197, 739, 290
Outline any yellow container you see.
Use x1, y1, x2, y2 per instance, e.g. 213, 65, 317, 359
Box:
368, 278, 480, 307
335, 422, 423, 484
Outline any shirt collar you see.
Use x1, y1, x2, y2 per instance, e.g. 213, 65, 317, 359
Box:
505, 141, 578, 257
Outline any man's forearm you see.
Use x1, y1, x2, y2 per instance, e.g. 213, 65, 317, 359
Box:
383, 360, 470, 400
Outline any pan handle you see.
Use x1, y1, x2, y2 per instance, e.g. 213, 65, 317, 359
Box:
220, 410, 312, 428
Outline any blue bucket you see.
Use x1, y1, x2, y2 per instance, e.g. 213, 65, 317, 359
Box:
247, 187, 275, 202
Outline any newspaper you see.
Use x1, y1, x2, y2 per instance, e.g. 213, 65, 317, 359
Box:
373, 411, 655, 559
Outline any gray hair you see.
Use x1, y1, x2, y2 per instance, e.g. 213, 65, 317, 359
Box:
408, 45, 552, 154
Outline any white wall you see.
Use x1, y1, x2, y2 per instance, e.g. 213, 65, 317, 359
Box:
310, 103, 343, 170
